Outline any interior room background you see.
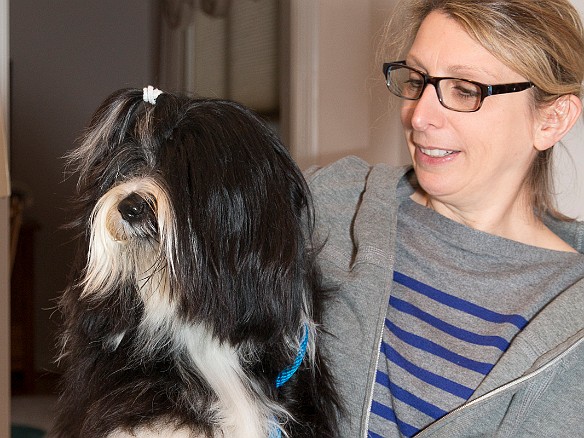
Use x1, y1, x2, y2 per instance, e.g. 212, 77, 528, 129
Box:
4, 0, 584, 433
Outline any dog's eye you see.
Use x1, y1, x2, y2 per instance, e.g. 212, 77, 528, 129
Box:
118, 193, 148, 222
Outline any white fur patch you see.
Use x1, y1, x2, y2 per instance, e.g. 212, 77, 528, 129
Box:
80, 178, 176, 301
176, 323, 275, 438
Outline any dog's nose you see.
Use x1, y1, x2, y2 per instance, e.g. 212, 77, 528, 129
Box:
118, 193, 149, 223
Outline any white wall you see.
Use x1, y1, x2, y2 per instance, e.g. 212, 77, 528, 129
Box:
315, 0, 409, 167
555, 119, 584, 219
289, 0, 408, 169
554, 0, 584, 219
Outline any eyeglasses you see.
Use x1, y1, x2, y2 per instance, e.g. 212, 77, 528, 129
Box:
382, 61, 534, 112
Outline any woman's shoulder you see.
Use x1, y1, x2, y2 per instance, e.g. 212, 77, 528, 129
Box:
304, 155, 408, 198
544, 215, 584, 254
304, 155, 372, 185
304, 156, 410, 250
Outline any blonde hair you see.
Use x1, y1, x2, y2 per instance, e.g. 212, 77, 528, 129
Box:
380, 0, 584, 219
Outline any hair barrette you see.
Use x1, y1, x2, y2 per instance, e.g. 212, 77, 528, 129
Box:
143, 85, 163, 105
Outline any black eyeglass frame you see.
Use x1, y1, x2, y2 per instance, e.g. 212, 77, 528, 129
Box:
382, 61, 534, 112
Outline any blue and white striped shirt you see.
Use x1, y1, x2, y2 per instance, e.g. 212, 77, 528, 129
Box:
368, 199, 584, 437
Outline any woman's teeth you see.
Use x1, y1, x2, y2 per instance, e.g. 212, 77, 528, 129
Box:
421, 148, 456, 158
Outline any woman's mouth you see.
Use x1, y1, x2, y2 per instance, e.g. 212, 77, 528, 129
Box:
419, 147, 458, 158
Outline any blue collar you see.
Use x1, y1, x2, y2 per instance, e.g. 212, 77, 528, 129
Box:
271, 324, 310, 437
275, 323, 310, 388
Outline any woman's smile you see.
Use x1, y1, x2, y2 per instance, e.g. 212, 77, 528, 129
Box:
417, 145, 460, 159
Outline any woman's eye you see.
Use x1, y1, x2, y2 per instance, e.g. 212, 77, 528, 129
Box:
405, 79, 424, 90
455, 87, 479, 97
451, 81, 481, 99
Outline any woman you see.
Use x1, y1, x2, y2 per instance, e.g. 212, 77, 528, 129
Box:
308, 0, 584, 436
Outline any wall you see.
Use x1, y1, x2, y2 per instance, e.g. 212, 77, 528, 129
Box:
554, 0, 584, 219
10, 0, 156, 373
288, 0, 408, 170
555, 117, 584, 219
316, 0, 408, 166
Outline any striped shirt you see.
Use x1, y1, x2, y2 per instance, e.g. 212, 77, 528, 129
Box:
368, 198, 584, 437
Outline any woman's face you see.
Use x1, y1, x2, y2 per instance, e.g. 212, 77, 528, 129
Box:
401, 11, 539, 210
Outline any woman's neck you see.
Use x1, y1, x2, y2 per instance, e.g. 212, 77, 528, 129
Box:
412, 189, 577, 252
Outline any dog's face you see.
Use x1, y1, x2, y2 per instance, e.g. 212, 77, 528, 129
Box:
66, 91, 314, 347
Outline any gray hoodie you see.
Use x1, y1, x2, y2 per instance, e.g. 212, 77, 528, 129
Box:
307, 156, 584, 437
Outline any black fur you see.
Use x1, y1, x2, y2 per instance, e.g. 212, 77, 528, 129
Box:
51, 89, 340, 438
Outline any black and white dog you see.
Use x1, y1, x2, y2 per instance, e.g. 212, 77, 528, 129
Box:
51, 87, 339, 438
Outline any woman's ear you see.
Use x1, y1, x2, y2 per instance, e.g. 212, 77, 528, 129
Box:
534, 94, 582, 151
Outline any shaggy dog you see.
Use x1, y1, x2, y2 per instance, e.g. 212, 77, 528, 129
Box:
51, 87, 339, 438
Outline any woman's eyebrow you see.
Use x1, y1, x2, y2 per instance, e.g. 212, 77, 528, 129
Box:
405, 55, 502, 81
448, 65, 502, 81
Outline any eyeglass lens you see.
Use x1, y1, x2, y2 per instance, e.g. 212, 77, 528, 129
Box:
387, 65, 483, 112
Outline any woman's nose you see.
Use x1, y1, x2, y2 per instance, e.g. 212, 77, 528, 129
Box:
406, 84, 446, 131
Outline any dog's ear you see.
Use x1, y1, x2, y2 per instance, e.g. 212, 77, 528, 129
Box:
162, 99, 315, 342
215, 102, 314, 341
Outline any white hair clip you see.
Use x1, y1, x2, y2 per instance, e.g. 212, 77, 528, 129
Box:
143, 85, 163, 105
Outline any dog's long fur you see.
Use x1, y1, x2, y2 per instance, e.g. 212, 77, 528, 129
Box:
51, 89, 339, 438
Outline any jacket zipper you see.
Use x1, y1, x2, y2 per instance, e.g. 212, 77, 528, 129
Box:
362, 315, 388, 438
415, 335, 584, 437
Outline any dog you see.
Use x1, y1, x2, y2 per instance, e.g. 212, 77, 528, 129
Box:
51, 87, 340, 438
